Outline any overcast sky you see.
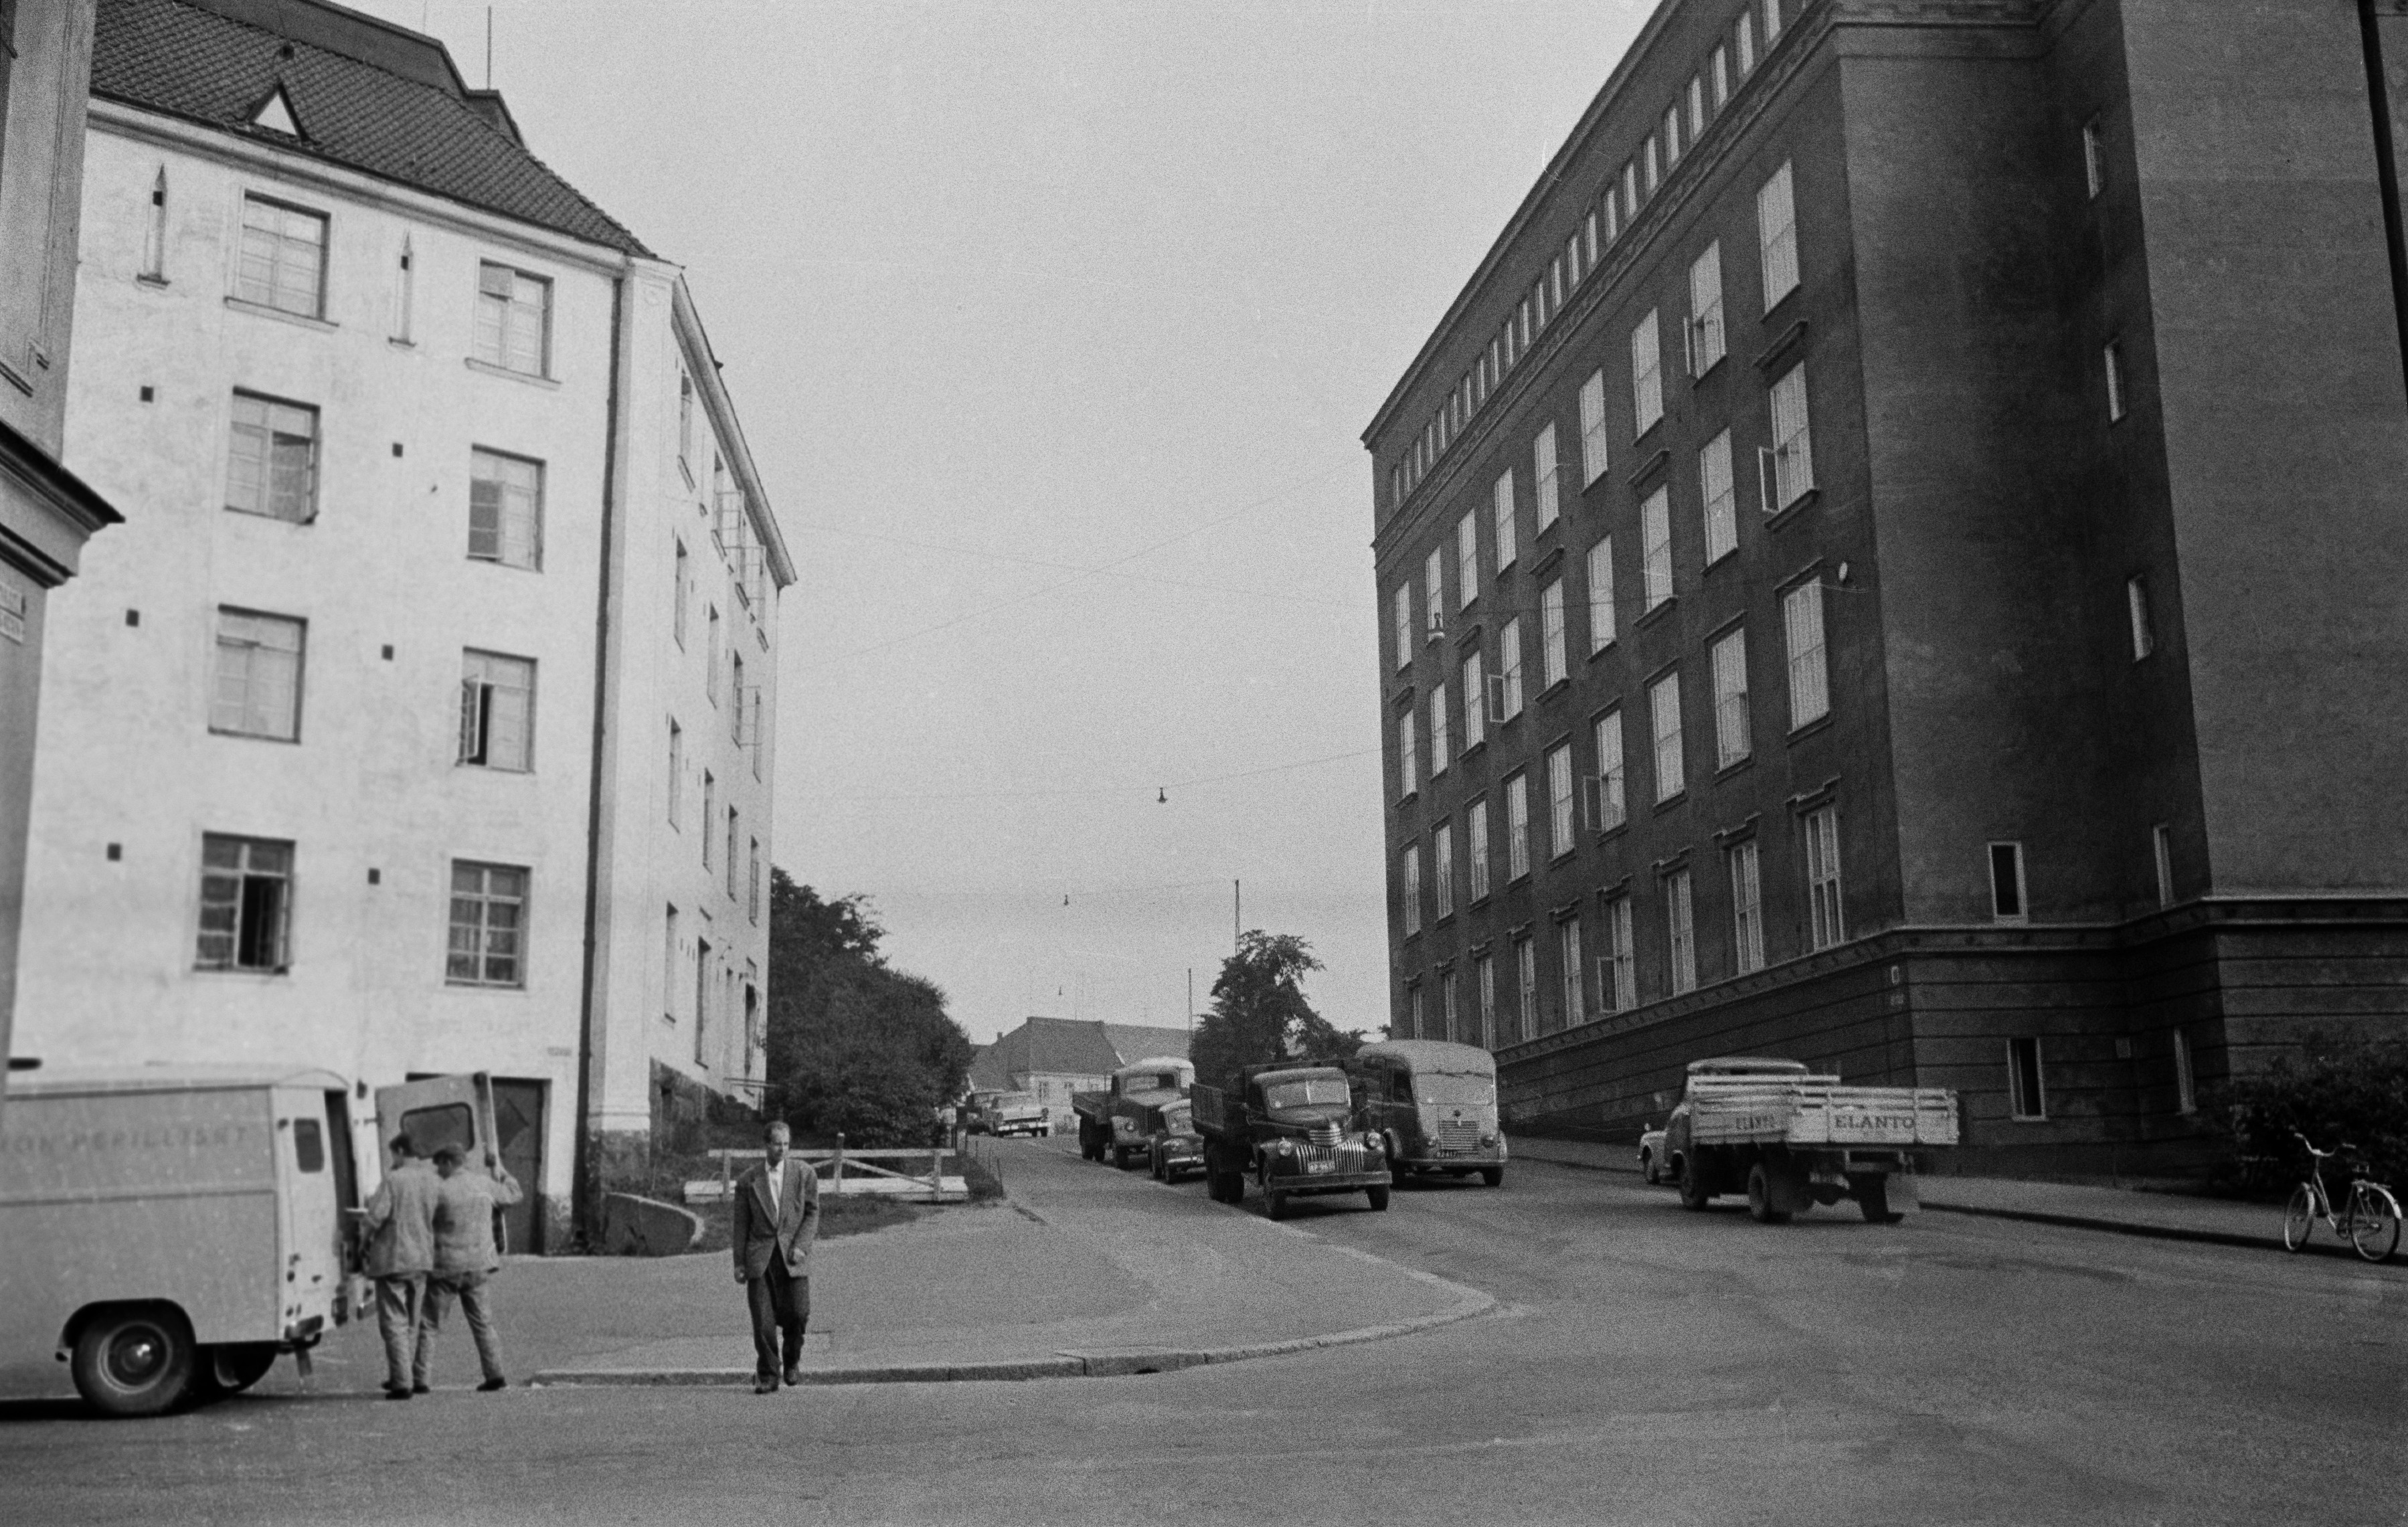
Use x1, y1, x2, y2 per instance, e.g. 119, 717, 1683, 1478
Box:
357, 0, 1653, 1045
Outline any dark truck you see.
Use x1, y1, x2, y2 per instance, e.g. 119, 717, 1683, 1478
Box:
1072, 1058, 1194, 1169
1191, 1065, 1391, 1219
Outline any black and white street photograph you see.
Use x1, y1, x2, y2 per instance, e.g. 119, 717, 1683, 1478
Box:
0, 1, 2402, 1523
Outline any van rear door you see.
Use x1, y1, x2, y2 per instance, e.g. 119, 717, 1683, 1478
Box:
374, 1074, 504, 1247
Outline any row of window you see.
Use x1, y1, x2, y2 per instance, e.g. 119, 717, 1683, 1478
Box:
213, 604, 541, 766
663, 719, 764, 907
659, 903, 764, 1073
174, 180, 559, 376
1393, 353, 1815, 681
1391, 0, 1797, 511
670, 538, 768, 771
1400, 802, 1840, 1045
1397, 579, 1828, 806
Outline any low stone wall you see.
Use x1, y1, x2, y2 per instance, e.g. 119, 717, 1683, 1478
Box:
602, 1192, 703, 1257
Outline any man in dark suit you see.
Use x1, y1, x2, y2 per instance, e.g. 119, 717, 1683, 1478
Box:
732, 1119, 819, 1394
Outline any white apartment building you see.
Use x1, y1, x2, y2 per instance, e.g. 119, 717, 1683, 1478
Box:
12, 0, 792, 1248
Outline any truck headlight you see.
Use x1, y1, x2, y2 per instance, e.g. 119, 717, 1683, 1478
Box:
1361, 1133, 1385, 1154
1480, 1133, 1498, 1148
1272, 1138, 1295, 1155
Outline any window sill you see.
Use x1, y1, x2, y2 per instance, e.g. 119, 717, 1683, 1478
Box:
457, 763, 536, 776
137, 273, 170, 288
1586, 638, 1617, 664
1530, 543, 1565, 577
1786, 711, 1835, 746
224, 504, 316, 526
1714, 755, 1754, 782
1592, 820, 1628, 844
388, 337, 417, 351
1538, 677, 1571, 704
1704, 544, 1739, 572
1397, 790, 1419, 809
225, 295, 335, 332
1652, 790, 1688, 814
193, 966, 290, 978
1626, 447, 1670, 490
1635, 596, 1678, 631
1690, 352, 1725, 385
1761, 286, 1801, 329
466, 554, 544, 574
207, 727, 300, 744
465, 357, 560, 390
1753, 317, 1808, 373
444, 980, 529, 993
1549, 848, 1578, 868
1764, 487, 1819, 531
1462, 738, 1488, 761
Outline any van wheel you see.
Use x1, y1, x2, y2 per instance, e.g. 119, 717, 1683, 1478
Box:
1747, 1163, 1792, 1225
73, 1306, 198, 1417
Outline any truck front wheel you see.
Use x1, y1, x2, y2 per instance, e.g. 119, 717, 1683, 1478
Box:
72, 1305, 198, 1418
1366, 1186, 1390, 1211
1264, 1187, 1289, 1221
1747, 1163, 1793, 1225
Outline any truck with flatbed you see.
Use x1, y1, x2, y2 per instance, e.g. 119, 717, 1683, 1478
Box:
1191, 1064, 1391, 1219
1664, 1056, 1959, 1224
1072, 1058, 1194, 1169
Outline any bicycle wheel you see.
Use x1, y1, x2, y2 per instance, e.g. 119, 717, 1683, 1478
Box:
2282, 1184, 2316, 1252
2348, 1184, 2401, 1264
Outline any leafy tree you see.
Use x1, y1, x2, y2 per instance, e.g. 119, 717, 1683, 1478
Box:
2207, 1030, 2408, 1192
763, 871, 974, 1147
1191, 930, 1363, 1087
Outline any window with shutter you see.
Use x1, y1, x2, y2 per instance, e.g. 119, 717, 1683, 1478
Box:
1769, 363, 1814, 507
1759, 163, 1799, 308
1632, 311, 1662, 434
1586, 537, 1615, 654
1782, 581, 1829, 727
1579, 371, 1609, 484
1641, 487, 1673, 610
1650, 672, 1685, 802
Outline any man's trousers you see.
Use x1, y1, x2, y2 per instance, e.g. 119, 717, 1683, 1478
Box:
746, 1251, 810, 1378
415, 1271, 505, 1386
375, 1274, 426, 1390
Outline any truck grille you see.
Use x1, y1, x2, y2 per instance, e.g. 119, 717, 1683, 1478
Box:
1307, 1124, 1342, 1147
1436, 1121, 1480, 1154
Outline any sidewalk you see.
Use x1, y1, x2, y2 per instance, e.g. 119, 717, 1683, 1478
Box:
1508, 1136, 2335, 1257
321, 1146, 1491, 1393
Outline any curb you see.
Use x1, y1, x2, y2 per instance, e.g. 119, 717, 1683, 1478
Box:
1916, 1200, 2395, 1264
528, 1273, 1496, 1390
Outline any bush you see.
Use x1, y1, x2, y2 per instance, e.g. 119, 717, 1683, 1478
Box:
2207, 1032, 2408, 1192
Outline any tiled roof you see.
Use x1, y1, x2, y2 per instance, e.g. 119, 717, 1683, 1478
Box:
92, 0, 651, 257
1101, 1024, 1191, 1066
965, 1045, 1012, 1094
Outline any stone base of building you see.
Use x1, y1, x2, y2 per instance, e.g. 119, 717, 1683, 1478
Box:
1498, 897, 2408, 1180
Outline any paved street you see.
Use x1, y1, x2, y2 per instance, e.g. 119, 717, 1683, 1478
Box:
3, 1138, 2401, 1526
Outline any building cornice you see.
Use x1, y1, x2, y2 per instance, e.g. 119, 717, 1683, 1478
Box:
1, 418, 124, 588
667, 278, 794, 592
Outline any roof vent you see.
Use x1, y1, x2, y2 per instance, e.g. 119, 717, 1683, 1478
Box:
250, 85, 303, 138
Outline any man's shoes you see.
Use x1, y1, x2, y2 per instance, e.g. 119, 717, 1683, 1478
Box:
781, 1367, 802, 1387
752, 1376, 778, 1395
410, 1382, 430, 1395
478, 1377, 508, 1393
383, 1386, 412, 1401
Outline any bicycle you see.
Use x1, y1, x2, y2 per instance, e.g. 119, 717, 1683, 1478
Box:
2282, 1132, 2401, 1263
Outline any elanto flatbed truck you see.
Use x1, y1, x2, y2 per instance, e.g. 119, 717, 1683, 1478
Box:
1665, 1057, 1959, 1223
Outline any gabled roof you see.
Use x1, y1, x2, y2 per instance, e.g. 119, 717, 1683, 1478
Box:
964, 1045, 1012, 1094
1100, 1024, 1191, 1066
92, 0, 651, 257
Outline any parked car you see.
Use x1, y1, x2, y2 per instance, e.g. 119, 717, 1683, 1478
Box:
1345, 1040, 1505, 1186
1146, 1099, 1205, 1182
966, 1091, 1050, 1138
1639, 1126, 1670, 1184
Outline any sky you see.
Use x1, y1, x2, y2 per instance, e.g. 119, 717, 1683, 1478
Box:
356, 0, 1655, 1045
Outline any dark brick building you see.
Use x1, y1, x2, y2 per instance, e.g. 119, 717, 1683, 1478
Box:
1365, 0, 2408, 1174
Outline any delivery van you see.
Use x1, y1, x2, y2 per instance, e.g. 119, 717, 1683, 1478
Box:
1, 1065, 509, 1416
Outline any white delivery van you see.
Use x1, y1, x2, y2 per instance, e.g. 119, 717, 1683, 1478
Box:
0, 1065, 368, 1416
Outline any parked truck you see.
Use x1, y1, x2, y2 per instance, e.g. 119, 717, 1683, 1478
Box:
1072, 1057, 1195, 1169
1191, 1064, 1391, 1219
1, 1064, 510, 1416
1664, 1056, 1959, 1224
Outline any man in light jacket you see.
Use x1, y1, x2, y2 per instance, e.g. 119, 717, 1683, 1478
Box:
414, 1146, 523, 1393
360, 1136, 442, 1400
732, 1120, 819, 1394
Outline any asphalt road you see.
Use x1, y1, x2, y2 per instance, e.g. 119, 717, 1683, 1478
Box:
3, 1139, 2401, 1527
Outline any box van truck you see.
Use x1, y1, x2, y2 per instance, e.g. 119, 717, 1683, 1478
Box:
0, 1065, 504, 1416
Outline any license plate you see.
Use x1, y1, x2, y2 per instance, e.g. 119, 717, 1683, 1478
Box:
1307, 1161, 1335, 1174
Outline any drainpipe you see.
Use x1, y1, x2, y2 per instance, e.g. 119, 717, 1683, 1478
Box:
570, 273, 628, 1247
2359, 0, 2408, 401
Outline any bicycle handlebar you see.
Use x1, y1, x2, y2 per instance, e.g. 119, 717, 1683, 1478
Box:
2292, 1130, 2362, 1159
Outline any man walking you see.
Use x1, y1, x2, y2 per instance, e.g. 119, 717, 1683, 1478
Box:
360, 1136, 440, 1400
415, 1146, 522, 1393
732, 1119, 818, 1394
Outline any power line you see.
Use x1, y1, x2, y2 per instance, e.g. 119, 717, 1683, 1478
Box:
804, 744, 1379, 804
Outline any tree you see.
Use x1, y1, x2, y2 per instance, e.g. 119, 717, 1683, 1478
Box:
1191, 930, 1363, 1087
763, 871, 975, 1147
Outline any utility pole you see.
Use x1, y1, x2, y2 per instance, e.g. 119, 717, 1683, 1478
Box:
1233, 879, 1241, 955
1186, 968, 1193, 1035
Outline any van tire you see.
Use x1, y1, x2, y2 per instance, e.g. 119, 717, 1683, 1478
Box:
1479, 1166, 1504, 1188
72, 1305, 198, 1417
